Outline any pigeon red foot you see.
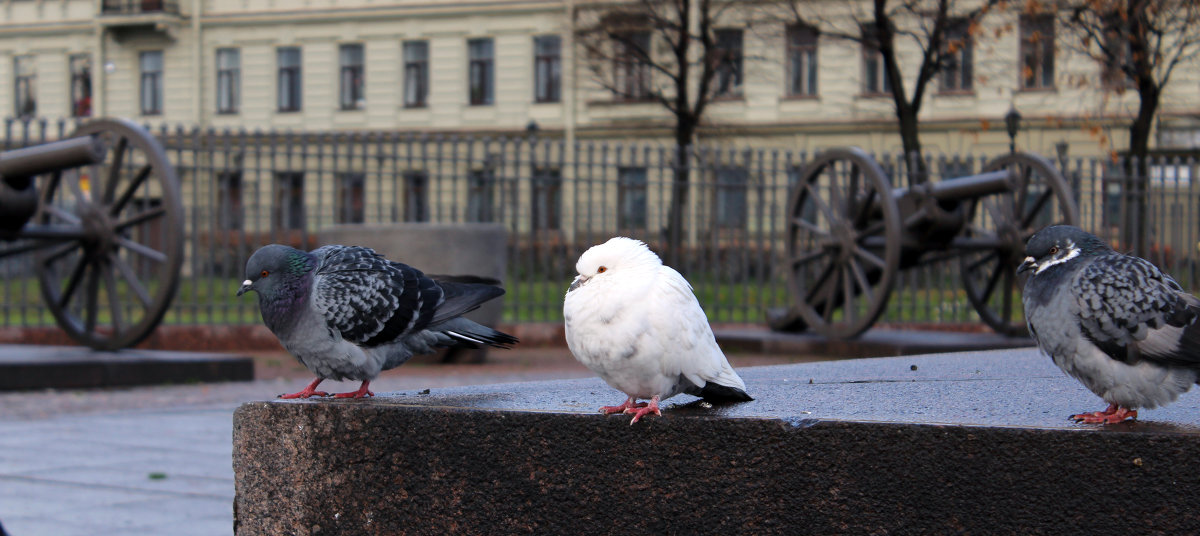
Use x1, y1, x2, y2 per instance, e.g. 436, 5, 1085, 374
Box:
1070, 403, 1138, 424
280, 378, 329, 399
332, 381, 375, 399
624, 395, 662, 425
600, 397, 647, 415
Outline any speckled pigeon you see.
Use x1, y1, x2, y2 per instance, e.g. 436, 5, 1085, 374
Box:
563, 237, 753, 424
1020, 225, 1200, 424
238, 244, 517, 398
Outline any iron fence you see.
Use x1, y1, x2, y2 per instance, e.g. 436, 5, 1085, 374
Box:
1, 117, 1198, 332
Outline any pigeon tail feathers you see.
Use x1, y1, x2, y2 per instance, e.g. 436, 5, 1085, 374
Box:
430, 280, 506, 326
436, 317, 519, 349
696, 382, 754, 403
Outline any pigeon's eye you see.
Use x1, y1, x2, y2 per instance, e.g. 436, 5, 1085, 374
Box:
1048, 246, 1059, 255
260, 270, 270, 278
597, 266, 607, 274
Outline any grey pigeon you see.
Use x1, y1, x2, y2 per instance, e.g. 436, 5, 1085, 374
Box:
1020, 225, 1200, 423
564, 237, 752, 424
238, 244, 517, 398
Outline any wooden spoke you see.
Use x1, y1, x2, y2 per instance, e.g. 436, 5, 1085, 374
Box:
114, 206, 166, 231
54, 254, 89, 310
43, 205, 82, 226
116, 237, 167, 263
112, 254, 153, 307
104, 136, 128, 203
853, 246, 887, 270
109, 164, 152, 216
1020, 189, 1055, 229
84, 262, 100, 334
102, 259, 125, 334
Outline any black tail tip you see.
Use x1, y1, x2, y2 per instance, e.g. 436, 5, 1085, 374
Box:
700, 383, 754, 403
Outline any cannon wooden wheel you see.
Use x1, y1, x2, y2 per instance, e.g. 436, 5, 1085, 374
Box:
785, 148, 903, 339
32, 119, 184, 350
958, 152, 1079, 336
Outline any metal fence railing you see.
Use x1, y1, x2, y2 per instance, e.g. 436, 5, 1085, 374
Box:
1, 117, 1198, 331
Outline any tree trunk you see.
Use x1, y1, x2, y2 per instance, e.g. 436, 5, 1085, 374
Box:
896, 103, 926, 184
1123, 82, 1159, 258
665, 121, 695, 268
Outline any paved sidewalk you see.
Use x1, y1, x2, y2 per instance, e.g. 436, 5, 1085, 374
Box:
0, 364, 601, 536
0, 342, 837, 536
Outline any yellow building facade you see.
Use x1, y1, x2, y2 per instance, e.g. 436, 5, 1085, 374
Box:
1, 0, 1197, 158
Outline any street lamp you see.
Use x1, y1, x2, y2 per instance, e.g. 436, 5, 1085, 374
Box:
1004, 106, 1021, 154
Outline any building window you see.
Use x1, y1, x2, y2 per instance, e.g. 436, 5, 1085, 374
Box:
274, 172, 305, 231
467, 166, 496, 223
69, 54, 91, 118
714, 29, 743, 98
140, 51, 163, 115
277, 47, 302, 112
216, 48, 240, 114
403, 41, 429, 108
339, 44, 365, 110
1101, 17, 1134, 90
1020, 14, 1055, 90
336, 173, 365, 224
714, 167, 748, 229
941, 19, 973, 93
13, 55, 36, 118
861, 25, 890, 96
532, 167, 562, 231
468, 38, 494, 106
404, 171, 429, 222
613, 31, 652, 101
217, 171, 243, 231
786, 24, 818, 97
534, 35, 561, 103
618, 166, 648, 230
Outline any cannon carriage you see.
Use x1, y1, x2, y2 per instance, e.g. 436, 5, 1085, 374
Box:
0, 118, 183, 350
769, 147, 1079, 339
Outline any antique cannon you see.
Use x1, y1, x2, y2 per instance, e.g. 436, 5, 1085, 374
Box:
0, 118, 183, 350
769, 147, 1079, 338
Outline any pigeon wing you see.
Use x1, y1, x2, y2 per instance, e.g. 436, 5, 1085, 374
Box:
646, 265, 734, 390
309, 246, 441, 347
1073, 254, 1200, 367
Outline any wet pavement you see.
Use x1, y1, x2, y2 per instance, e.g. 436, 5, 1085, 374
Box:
0, 354, 597, 536
12, 338, 1200, 535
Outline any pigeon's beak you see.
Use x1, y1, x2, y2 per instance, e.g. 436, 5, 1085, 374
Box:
1016, 256, 1036, 275
237, 279, 253, 297
568, 275, 588, 292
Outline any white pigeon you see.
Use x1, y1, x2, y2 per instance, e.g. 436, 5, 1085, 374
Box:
563, 237, 753, 424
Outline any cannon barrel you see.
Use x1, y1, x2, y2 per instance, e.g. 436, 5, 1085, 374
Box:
0, 136, 105, 187
924, 169, 1012, 202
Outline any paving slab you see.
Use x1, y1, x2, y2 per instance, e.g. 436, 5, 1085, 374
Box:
0, 344, 253, 391
234, 348, 1200, 535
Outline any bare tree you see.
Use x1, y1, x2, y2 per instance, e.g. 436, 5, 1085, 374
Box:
785, 0, 1002, 180
576, 0, 736, 266
1056, 0, 1200, 254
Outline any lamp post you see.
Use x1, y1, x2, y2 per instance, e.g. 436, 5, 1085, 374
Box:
1004, 106, 1021, 154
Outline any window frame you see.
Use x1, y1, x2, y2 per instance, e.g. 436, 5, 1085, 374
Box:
468, 38, 495, 106
939, 18, 974, 94
13, 55, 36, 118
273, 171, 306, 231
69, 54, 92, 118
786, 24, 818, 98
713, 28, 744, 98
277, 47, 302, 113
618, 166, 649, 230
1019, 14, 1056, 91
533, 35, 562, 103
216, 48, 241, 114
613, 31, 652, 102
403, 40, 429, 108
339, 43, 365, 110
139, 50, 164, 116
335, 172, 366, 224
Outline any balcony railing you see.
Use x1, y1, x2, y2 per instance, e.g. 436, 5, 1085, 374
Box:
101, 0, 180, 16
